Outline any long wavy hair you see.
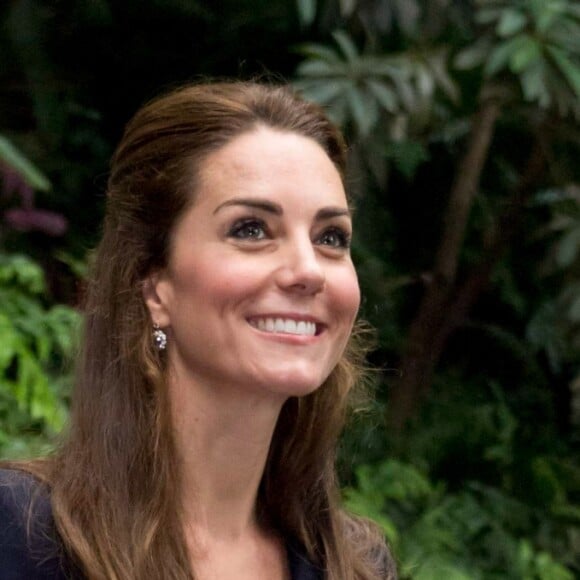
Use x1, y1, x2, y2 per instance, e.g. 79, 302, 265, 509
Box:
12, 82, 395, 579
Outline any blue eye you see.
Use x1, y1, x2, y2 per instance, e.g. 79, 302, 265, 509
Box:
318, 227, 351, 249
228, 218, 268, 240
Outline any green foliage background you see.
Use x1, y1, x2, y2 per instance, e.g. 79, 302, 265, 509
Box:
1, 1, 579, 578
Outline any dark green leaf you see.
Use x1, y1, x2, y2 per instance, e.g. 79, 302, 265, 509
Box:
294, 79, 348, 105
294, 43, 341, 63
366, 79, 398, 113
547, 45, 580, 97
332, 30, 359, 62
296, 0, 316, 27
568, 295, 580, 322
475, 7, 505, 26
385, 140, 429, 180
555, 226, 580, 268
520, 61, 551, 104
0, 136, 51, 192
345, 86, 378, 136
338, 0, 357, 18
296, 59, 343, 77
454, 36, 493, 70
485, 37, 524, 76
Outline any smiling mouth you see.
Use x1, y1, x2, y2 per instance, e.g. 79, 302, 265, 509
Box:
248, 317, 319, 336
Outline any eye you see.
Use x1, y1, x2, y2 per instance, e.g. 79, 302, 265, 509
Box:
227, 218, 268, 240
317, 227, 351, 249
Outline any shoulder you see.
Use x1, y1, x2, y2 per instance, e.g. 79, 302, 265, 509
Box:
0, 467, 50, 537
0, 468, 70, 579
287, 541, 324, 580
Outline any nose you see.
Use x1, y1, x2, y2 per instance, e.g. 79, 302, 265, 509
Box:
275, 236, 325, 295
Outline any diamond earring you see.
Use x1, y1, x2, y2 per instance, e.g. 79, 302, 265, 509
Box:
153, 323, 167, 350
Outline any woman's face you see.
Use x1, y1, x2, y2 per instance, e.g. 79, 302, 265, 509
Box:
145, 126, 360, 399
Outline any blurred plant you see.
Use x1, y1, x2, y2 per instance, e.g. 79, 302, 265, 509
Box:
455, 0, 580, 117
296, 0, 437, 36
293, 28, 457, 188
295, 30, 458, 138
0, 120, 77, 456
388, 0, 580, 431
344, 457, 577, 579
293, 0, 580, 430
0, 253, 79, 458
0, 135, 67, 237
527, 186, 580, 434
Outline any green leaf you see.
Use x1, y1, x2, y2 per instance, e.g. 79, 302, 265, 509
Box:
552, 501, 580, 522
0, 135, 51, 192
428, 51, 460, 103
485, 37, 519, 76
509, 36, 541, 73
295, 43, 341, 63
296, 59, 342, 78
532, 456, 567, 508
497, 8, 528, 37
366, 79, 398, 113
555, 226, 580, 267
45, 305, 80, 355
0, 254, 46, 294
34, 331, 51, 364
547, 44, 580, 97
385, 140, 429, 180
532, 0, 563, 34
343, 488, 399, 543
332, 30, 359, 62
454, 38, 491, 70
550, 20, 580, 54
338, 0, 357, 18
345, 86, 378, 136
0, 314, 18, 373
520, 60, 550, 103
413, 559, 475, 580
415, 63, 435, 100
534, 550, 574, 580
565, 3, 580, 20
296, 0, 316, 27
325, 94, 348, 126
364, 56, 403, 78
389, 69, 417, 112
568, 294, 580, 322
54, 250, 89, 279
475, 7, 505, 26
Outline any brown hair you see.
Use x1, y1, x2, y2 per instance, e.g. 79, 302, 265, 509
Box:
13, 82, 395, 579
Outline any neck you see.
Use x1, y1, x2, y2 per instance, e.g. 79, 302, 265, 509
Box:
168, 363, 286, 542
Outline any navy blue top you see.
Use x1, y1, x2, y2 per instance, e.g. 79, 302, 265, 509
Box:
0, 469, 322, 579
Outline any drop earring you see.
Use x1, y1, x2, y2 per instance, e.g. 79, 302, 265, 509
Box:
153, 323, 167, 350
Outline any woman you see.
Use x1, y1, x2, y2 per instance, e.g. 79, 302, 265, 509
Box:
0, 82, 397, 579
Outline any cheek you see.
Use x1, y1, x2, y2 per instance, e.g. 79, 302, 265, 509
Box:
172, 256, 265, 308
331, 267, 361, 323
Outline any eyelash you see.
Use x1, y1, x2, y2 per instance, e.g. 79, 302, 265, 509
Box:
318, 227, 351, 249
227, 217, 269, 240
227, 218, 351, 249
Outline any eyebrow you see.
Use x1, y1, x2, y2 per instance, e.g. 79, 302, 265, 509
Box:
213, 197, 352, 220
214, 198, 282, 215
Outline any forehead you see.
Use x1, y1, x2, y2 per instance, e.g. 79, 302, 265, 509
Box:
193, 127, 347, 209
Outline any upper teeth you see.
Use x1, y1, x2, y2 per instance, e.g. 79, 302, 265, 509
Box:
250, 318, 317, 336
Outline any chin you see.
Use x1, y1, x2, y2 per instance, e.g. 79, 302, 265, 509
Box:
260, 369, 331, 399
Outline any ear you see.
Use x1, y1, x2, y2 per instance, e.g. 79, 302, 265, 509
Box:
142, 271, 172, 328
